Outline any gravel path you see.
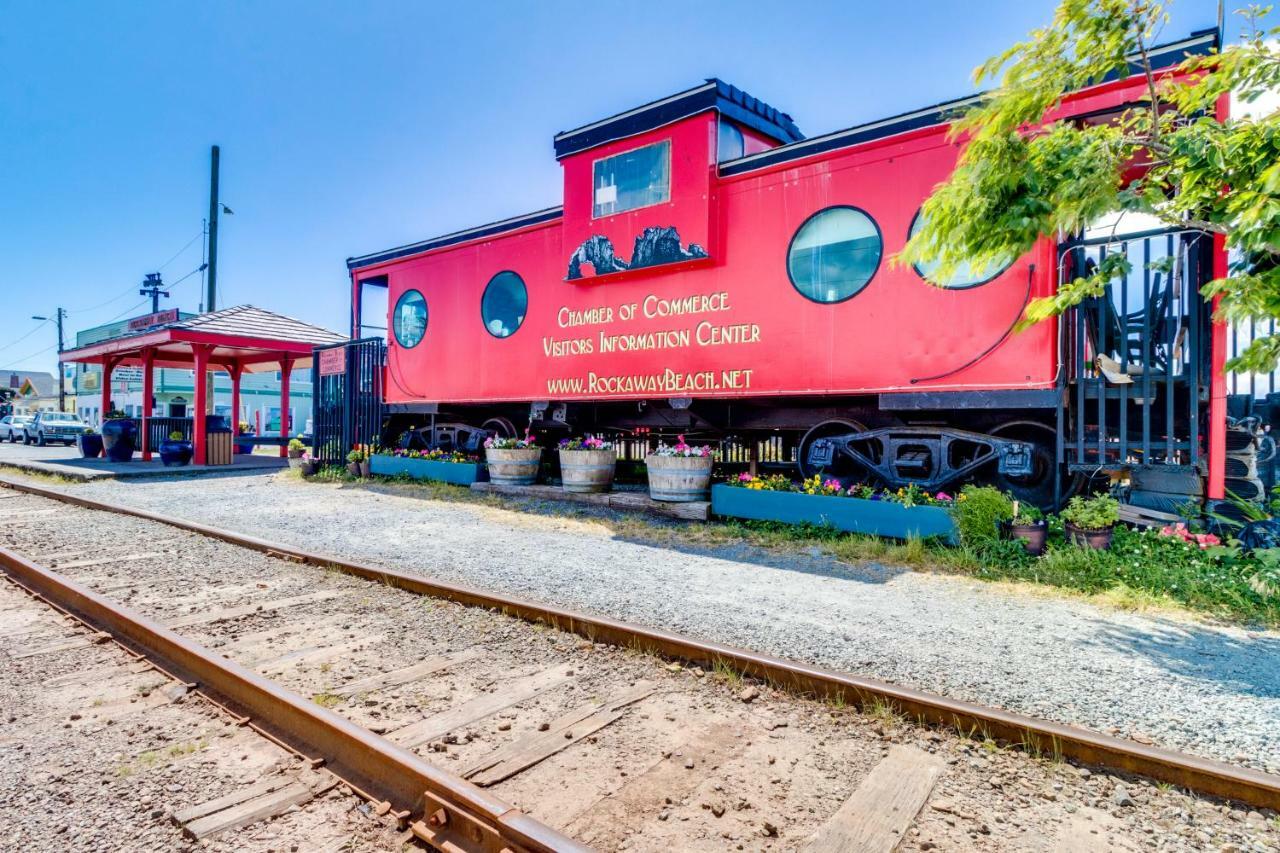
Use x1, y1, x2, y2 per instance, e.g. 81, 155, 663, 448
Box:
60, 470, 1280, 774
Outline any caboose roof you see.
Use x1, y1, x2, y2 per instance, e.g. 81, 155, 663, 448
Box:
346, 27, 1219, 273
553, 78, 803, 158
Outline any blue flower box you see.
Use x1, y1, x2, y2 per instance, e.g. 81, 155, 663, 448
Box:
369, 455, 488, 486
711, 484, 957, 544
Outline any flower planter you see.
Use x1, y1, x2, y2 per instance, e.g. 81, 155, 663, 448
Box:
347, 462, 362, 477
646, 455, 714, 502
158, 439, 193, 467
1065, 522, 1114, 550
559, 449, 616, 493
235, 441, 255, 455
486, 447, 542, 485
369, 455, 487, 485
288, 456, 305, 470
77, 434, 103, 458
711, 484, 958, 543
101, 419, 137, 462
288, 448, 303, 459
1002, 520, 1048, 556
299, 459, 319, 477
359, 459, 371, 478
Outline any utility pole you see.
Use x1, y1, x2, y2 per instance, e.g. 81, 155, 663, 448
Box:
139, 273, 170, 314
31, 308, 67, 411
206, 144, 220, 314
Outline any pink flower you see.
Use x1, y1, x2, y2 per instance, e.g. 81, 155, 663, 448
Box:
936, 492, 951, 501
738, 472, 753, 482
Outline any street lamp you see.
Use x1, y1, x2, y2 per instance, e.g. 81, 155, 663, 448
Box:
30, 310, 67, 411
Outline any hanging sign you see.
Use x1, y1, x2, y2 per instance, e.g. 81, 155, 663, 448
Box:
127, 308, 179, 332
318, 347, 346, 376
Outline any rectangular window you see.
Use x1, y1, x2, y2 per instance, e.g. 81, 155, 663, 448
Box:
592, 140, 670, 218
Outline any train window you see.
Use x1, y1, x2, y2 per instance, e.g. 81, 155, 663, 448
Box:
717, 120, 744, 162
392, 290, 427, 348
481, 271, 527, 338
592, 140, 671, 218
786, 206, 882, 303
908, 209, 1012, 289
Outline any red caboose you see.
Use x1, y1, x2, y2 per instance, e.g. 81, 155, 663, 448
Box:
343, 28, 1229, 509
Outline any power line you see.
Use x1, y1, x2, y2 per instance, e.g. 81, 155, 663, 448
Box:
0, 319, 49, 358
4, 341, 56, 367
156, 229, 204, 272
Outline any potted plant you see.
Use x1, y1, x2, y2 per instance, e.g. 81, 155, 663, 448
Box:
235, 421, 255, 455
1061, 493, 1121, 550
646, 436, 716, 502
159, 429, 193, 467
346, 444, 372, 478
558, 436, 616, 493
76, 427, 103, 459
712, 475, 959, 542
370, 446, 487, 485
100, 408, 136, 462
1002, 501, 1047, 556
298, 450, 319, 477
287, 435, 307, 464
484, 432, 541, 485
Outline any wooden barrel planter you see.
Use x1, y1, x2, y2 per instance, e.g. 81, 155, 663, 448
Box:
486, 447, 542, 485
559, 449, 616, 493
645, 454, 713, 502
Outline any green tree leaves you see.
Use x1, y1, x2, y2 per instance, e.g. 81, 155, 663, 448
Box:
900, 1, 1280, 373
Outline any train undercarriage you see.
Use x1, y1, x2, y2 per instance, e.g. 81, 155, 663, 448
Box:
381, 392, 1078, 509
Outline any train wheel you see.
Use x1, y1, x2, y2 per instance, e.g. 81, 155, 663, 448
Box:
987, 420, 1079, 511
482, 417, 518, 439
797, 418, 874, 483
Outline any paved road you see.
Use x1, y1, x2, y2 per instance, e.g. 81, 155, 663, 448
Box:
10, 466, 1280, 774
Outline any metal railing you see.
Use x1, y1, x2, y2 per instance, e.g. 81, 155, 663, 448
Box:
1060, 228, 1213, 472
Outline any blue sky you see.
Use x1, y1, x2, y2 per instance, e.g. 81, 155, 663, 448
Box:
0, 1, 1225, 374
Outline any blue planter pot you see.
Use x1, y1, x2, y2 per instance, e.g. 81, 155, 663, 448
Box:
235, 437, 255, 455
711, 484, 957, 544
159, 439, 193, 467
369, 455, 488, 485
77, 434, 103, 458
101, 419, 137, 462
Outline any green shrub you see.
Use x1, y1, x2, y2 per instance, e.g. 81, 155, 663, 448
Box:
953, 485, 1014, 548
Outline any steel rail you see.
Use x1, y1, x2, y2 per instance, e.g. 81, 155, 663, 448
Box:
0, 539, 589, 853
3, 475, 1279, 811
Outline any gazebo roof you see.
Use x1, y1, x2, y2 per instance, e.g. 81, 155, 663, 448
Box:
60, 305, 347, 372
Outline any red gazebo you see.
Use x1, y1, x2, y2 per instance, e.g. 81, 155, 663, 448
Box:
59, 306, 347, 464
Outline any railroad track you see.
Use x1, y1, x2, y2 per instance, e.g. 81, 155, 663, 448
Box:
1, 477, 1278, 852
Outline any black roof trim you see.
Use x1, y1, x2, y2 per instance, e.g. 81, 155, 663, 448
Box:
719, 29, 1218, 178
347, 206, 564, 271
553, 78, 803, 159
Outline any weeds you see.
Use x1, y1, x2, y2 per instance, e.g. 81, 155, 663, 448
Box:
312, 691, 343, 708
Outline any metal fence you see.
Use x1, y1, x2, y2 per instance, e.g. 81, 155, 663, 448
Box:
311, 338, 385, 467
1060, 228, 1213, 472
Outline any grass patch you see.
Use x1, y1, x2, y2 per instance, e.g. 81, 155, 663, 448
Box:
312, 691, 343, 709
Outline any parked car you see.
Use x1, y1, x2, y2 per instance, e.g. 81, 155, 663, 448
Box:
0, 415, 32, 442
23, 411, 89, 446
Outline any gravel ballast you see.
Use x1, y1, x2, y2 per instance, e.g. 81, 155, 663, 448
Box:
55, 470, 1280, 774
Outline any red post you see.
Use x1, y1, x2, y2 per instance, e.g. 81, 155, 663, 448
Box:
141, 348, 155, 461
278, 356, 293, 458
99, 357, 115, 428
1206, 91, 1230, 502
229, 362, 242, 452
193, 345, 210, 466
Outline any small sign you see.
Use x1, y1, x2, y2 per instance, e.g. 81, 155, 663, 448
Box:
318, 347, 346, 376
127, 308, 179, 332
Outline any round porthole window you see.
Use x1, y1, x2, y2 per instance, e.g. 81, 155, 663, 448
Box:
481, 271, 527, 339
908, 209, 1013, 289
392, 290, 427, 348
786, 206, 883, 303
